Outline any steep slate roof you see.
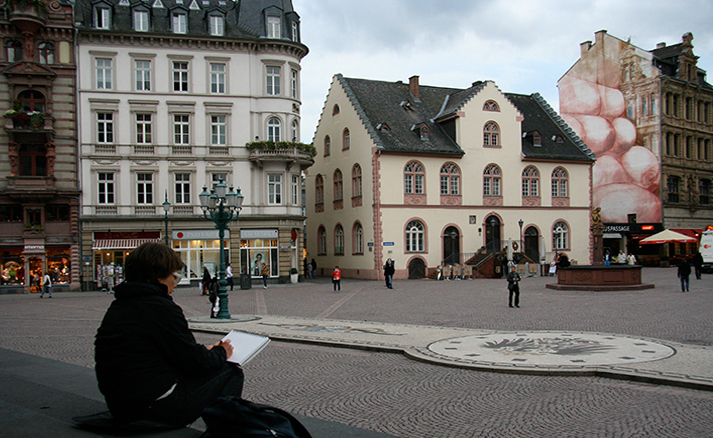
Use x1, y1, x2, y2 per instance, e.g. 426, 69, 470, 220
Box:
651, 42, 712, 90
337, 74, 594, 162
338, 75, 464, 155
74, 0, 301, 42
505, 92, 595, 162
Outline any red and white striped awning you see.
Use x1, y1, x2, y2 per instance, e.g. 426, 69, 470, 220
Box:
92, 238, 160, 250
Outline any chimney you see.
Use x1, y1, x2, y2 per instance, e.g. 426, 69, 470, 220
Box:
409, 75, 420, 101
580, 41, 592, 56
656, 42, 666, 49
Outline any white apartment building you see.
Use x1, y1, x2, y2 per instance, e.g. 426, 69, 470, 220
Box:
75, 0, 311, 285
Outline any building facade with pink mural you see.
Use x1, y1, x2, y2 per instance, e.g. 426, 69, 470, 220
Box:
559, 30, 713, 264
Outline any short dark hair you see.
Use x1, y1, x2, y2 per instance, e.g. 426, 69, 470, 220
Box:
125, 242, 183, 283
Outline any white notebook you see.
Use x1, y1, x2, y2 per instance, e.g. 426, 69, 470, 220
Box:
221, 330, 271, 365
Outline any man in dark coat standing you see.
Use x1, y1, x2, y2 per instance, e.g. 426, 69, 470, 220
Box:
691, 252, 703, 280
506, 266, 521, 308
678, 258, 692, 292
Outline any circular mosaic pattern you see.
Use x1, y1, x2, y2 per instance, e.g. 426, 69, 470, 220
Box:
428, 331, 676, 367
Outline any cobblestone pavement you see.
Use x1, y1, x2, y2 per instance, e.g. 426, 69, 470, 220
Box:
1, 268, 712, 437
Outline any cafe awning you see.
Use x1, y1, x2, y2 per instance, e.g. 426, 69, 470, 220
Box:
92, 239, 160, 250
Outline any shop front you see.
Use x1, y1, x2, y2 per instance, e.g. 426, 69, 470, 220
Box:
91, 231, 161, 290
0, 242, 73, 294
240, 229, 279, 279
171, 229, 230, 285
603, 223, 664, 266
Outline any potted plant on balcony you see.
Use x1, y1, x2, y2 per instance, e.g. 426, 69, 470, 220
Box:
290, 267, 299, 284
4, 108, 46, 129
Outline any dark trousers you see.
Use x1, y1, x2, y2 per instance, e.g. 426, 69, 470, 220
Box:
694, 266, 701, 279
680, 276, 690, 292
333, 279, 341, 291
144, 363, 244, 427
226, 277, 234, 291
385, 275, 393, 289
508, 284, 520, 307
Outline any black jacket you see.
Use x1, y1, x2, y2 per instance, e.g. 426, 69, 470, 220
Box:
95, 281, 226, 413
678, 261, 692, 278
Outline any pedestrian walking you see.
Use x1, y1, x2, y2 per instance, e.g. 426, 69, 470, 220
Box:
384, 259, 394, 289
311, 258, 317, 279
260, 262, 269, 289
332, 266, 341, 292
604, 250, 611, 266
506, 266, 520, 308
677, 257, 691, 292
691, 252, 703, 280
208, 277, 219, 318
40, 270, 52, 298
201, 267, 211, 295
226, 263, 233, 291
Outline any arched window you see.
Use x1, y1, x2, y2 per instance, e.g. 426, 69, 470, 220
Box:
552, 168, 569, 198
333, 169, 343, 201
522, 166, 540, 197
291, 120, 299, 142
315, 174, 324, 204
353, 222, 363, 254
419, 125, 430, 140
38, 43, 54, 64
483, 164, 501, 197
440, 163, 460, 195
6, 40, 22, 62
483, 122, 500, 146
553, 222, 569, 251
483, 100, 499, 111
352, 164, 362, 198
343, 128, 350, 150
332, 104, 340, 116
18, 90, 46, 113
317, 226, 327, 255
406, 220, 425, 252
404, 161, 424, 194
324, 135, 331, 156
334, 225, 344, 255
267, 117, 281, 142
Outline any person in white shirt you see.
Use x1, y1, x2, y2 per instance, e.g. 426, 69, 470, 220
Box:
225, 263, 233, 291
617, 250, 627, 264
41, 270, 52, 298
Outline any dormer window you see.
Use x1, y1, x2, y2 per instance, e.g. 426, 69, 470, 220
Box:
533, 131, 541, 147
419, 125, 430, 140
133, 10, 149, 31
94, 6, 112, 29
209, 14, 224, 36
376, 123, 390, 132
267, 16, 281, 38
400, 100, 414, 111
172, 11, 187, 33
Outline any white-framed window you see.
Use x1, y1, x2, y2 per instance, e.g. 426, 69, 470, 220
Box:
94, 7, 111, 29
353, 222, 363, 254
137, 173, 153, 204
315, 174, 324, 204
352, 164, 362, 198
173, 114, 190, 145
266, 66, 281, 95
97, 113, 114, 144
406, 220, 425, 252
483, 122, 500, 146
291, 69, 298, 99
98, 172, 115, 204
96, 58, 113, 89
483, 164, 501, 197
343, 128, 350, 150
333, 169, 343, 201
172, 12, 187, 33
268, 174, 282, 205
440, 163, 460, 195
136, 114, 152, 144
210, 63, 226, 94
212, 173, 228, 189
175, 173, 190, 204
133, 10, 149, 31
522, 166, 540, 197
291, 120, 299, 142
551, 167, 568, 198
291, 21, 299, 42
553, 222, 569, 250
38, 42, 54, 64
291, 174, 300, 205
173, 61, 189, 92
334, 225, 344, 255
404, 161, 424, 194
267, 117, 281, 142
267, 16, 281, 38
210, 115, 226, 145
135, 60, 151, 91
209, 15, 224, 36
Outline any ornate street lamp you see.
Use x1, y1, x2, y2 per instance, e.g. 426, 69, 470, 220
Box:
489, 217, 498, 253
162, 190, 171, 246
518, 219, 524, 254
199, 177, 244, 319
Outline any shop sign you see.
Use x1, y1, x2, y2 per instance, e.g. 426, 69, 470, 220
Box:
172, 230, 230, 240
604, 225, 630, 233
240, 229, 278, 239
24, 245, 45, 251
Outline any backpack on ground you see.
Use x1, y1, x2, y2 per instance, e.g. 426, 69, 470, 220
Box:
201, 397, 312, 438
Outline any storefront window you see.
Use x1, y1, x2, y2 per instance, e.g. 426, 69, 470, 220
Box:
240, 239, 278, 277
0, 248, 24, 285
173, 239, 228, 281
47, 247, 71, 284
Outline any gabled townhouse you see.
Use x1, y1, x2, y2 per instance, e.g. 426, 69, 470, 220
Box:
0, 0, 80, 292
559, 30, 713, 262
306, 75, 595, 280
74, 0, 311, 286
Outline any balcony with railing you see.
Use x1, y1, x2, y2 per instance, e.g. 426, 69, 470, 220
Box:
246, 141, 315, 167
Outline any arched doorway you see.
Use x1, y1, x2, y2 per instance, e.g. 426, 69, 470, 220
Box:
485, 216, 501, 253
524, 226, 540, 262
408, 258, 426, 279
443, 226, 460, 264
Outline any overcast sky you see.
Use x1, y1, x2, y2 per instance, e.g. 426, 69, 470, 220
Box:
294, 0, 713, 143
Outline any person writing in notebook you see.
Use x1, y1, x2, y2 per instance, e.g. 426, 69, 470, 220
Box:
95, 242, 244, 427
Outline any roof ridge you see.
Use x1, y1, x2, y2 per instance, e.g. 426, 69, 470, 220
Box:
531, 92, 595, 160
